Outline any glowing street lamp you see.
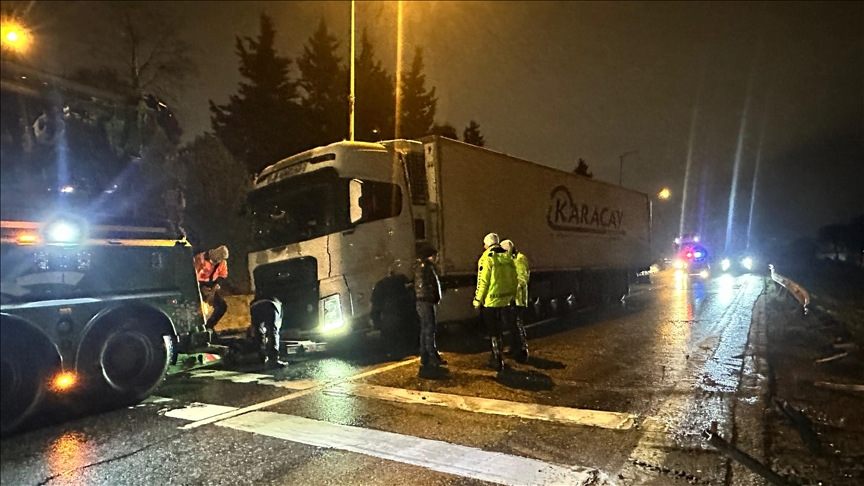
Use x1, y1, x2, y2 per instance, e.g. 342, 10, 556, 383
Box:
658, 188, 671, 200
1, 19, 31, 54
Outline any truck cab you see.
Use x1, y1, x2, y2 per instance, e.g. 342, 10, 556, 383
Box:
247, 140, 423, 342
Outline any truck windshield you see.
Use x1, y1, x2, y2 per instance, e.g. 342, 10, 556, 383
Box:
248, 168, 350, 251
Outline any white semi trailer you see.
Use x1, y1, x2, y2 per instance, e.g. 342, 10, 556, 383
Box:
246, 136, 651, 342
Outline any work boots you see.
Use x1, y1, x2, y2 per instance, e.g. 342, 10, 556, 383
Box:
509, 316, 530, 364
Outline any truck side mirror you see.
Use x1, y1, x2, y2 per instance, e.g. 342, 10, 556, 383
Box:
349, 179, 364, 224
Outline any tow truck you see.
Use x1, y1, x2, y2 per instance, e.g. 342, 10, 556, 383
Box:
0, 62, 212, 434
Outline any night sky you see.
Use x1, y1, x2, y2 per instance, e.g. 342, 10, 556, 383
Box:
8, 1, 864, 253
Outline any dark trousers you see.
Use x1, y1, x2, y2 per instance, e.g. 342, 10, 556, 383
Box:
416, 301, 439, 363
250, 300, 281, 363
507, 305, 529, 354
206, 291, 227, 330
481, 307, 507, 359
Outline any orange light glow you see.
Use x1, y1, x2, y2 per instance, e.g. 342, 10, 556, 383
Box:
1, 19, 31, 53
48, 432, 93, 477
17, 233, 39, 245
51, 371, 77, 392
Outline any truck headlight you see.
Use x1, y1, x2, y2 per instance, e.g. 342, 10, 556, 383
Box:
741, 257, 753, 271
44, 219, 84, 245
319, 294, 346, 333
721, 259, 731, 271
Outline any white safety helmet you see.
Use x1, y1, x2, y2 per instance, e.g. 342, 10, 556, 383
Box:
500, 239, 515, 254
483, 233, 500, 247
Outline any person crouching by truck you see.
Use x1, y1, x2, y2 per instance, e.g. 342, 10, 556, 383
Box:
500, 239, 530, 363
473, 233, 517, 372
413, 244, 447, 375
195, 245, 229, 338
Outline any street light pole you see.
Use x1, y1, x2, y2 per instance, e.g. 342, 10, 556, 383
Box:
348, 0, 355, 141
618, 150, 638, 186
394, 0, 403, 139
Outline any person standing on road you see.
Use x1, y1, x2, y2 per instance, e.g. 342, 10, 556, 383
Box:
500, 239, 530, 363
473, 233, 517, 371
413, 244, 446, 374
194, 245, 229, 336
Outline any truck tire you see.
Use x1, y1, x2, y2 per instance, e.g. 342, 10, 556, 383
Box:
0, 328, 54, 435
376, 299, 418, 352
80, 313, 173, 408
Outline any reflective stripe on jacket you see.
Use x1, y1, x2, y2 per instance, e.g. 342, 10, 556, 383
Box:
474, 245, 517, 308
514, 252, 530, 307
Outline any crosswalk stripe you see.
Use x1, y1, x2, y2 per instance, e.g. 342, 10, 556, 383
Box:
216, 410, 603, 486
187, 370, 319, 390
163, 403, 238, 422
329, 383, 636, 430
179, 357, 420, 430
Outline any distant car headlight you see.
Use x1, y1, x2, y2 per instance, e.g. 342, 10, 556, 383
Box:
741, 257, 754, 271
319, 294, 346, 333
721, 259, 731, 271
674, 259, 687, 269
44, 219, 84, 245
699, 270, 710, 279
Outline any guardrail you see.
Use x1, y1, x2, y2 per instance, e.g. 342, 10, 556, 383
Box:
768, 264, 810, 315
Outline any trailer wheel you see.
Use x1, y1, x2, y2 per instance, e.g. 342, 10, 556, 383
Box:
1, 323, 55, 435
79, 309, 173, 407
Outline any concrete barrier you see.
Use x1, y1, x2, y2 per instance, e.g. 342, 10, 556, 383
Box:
768, 264, 810, 315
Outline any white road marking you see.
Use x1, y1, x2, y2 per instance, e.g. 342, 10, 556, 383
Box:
217, 410, 603, 486
162, 403, 238, 421
188, 370, 319, 390
331, 383, 636, 430
179, 357, 419, 430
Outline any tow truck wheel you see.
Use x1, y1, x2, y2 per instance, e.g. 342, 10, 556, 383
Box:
99, 330, 172, 402
80, 310, 173, 408
1, 326, 53, 435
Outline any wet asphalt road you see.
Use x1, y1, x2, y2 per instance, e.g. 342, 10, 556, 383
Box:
1, 271, 765, 486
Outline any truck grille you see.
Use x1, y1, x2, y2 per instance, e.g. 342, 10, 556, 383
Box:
253, 257, 318, 331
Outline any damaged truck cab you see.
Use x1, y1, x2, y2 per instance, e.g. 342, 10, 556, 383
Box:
247, 141, 418, 342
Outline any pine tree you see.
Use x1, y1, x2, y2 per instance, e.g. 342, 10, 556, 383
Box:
429, 123, 458, 140
355, 29, 395, 142
463, 120, 485, 147
298, 19, 348, 148
209, 14, 300, 175
573, 158, 593, 178
399, 47, 437, 139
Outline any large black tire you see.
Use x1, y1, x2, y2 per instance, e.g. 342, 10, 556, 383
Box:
79, 314, 172, 408
376, 299, 419, 353
0, 328, 55, 435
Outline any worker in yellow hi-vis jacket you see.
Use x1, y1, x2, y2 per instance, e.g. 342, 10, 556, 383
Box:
501, 239, 529, 363
474, 233, 517, 371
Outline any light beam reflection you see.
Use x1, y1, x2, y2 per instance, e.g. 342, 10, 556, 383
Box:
717, 273, 736, 305
47, 431, 94, 479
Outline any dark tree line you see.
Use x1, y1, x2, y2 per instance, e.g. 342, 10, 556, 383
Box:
210, 14, 487, 175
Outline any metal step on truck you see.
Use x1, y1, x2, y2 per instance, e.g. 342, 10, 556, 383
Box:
245, 136, 652, 346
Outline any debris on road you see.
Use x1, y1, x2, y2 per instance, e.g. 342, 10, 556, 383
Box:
814, 351, 849, 363
772, 398, 824, 455
703, 423, 792, 486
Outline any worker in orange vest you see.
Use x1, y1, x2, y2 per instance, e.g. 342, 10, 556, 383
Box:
194, 245, 229, 335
